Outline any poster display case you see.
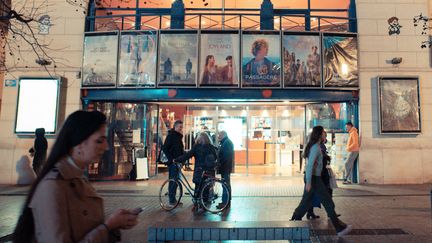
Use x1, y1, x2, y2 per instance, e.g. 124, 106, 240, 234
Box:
118, 31, 158, 87
378, 77, 421, 134
323, 33, 358, 88
241, 31, 282, 88
82, 32, 119, 87
158, 30, 198, 87
199, 30, 240, 87
282, 32, 321, 88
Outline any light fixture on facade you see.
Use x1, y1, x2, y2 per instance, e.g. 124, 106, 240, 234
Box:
220, 110, 227, 116
282, 110, 290, 117
241, 110, 247, 117
202, 110, 208, 116
262, 110, 269, 117
341, 63, 349, 76
165, 21, 170, 27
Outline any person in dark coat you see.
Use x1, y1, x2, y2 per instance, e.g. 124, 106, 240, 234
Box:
217, 130, 234, 208
33, 128, 48, 175
175, 132, 217, 202
162, 120, 185, 205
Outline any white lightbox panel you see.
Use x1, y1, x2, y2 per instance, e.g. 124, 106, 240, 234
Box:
15, 78, 60, 134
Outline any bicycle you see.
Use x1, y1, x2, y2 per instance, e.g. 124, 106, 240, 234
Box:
159, 162, 230, 213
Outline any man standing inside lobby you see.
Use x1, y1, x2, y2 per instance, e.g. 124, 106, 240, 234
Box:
343, 122, 359, 184
217, 131, 234, 209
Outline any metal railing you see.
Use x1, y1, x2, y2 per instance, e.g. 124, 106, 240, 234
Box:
87, 7, 354, 33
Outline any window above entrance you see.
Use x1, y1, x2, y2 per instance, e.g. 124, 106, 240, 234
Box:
88, 0, 354, 32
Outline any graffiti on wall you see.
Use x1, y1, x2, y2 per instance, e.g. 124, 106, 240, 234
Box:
413, 13, 431, 48
388, 17, 402, 35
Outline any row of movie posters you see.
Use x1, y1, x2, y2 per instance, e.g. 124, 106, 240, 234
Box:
82, 31, 358, 88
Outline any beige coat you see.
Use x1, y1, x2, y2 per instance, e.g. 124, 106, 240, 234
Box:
29, 158, 116, 243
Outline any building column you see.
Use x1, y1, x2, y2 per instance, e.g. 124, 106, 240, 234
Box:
260, 0, 274, 30
348, 0, 357, 32
171, 0, 185, 29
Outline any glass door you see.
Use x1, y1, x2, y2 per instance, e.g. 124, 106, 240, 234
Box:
275, 105, 305, 176
217, 106, 248, 174
305, 102, 356, 179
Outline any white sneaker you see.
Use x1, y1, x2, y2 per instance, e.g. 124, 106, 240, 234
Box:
337, 225, 352, 237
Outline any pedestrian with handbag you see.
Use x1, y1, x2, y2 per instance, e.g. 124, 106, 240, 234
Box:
291, 126, 352, 237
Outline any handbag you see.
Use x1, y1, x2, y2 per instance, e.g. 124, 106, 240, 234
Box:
327, 166, 338, 189
159, 150, 169, 164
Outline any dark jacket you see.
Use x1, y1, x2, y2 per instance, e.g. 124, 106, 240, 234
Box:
176, 144, 217, 184
218, 136, 234, 174
320, 142, 331, 188
162, 129, 184, 163
33, 128, 48, 173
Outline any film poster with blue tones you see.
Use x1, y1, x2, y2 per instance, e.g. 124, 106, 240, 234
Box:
241, 33, 281, 87
283, 34, 321, 87
159, 33, 197, 86
82, 34, 118, 87
119, 32, 157, 87
323, 35, 358, 87
199, 33, 239, 87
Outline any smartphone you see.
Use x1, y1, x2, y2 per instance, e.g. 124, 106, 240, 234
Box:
130, 207, 143, 215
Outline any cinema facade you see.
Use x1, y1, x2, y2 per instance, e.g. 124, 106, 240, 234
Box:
0, 0, 431, 184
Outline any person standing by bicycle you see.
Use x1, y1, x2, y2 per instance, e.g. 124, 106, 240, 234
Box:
175, 132, 218, 206
216, 130, 234, 209
162, 120, 185, 206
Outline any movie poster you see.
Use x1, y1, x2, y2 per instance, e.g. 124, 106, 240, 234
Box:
323, 34, 358, 87
158, 31, 198, 86
241, 32, 281, 87
118, 31, 157, 87
82, 33, 118, 87
282, 33, 321, 87
379, 77, 421, 133
199, 32, 239, 87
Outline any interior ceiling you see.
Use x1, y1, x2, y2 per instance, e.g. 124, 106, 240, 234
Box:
99, 0, 349, 9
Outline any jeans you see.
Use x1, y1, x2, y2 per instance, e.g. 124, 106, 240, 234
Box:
168, 163, 179, 203
292, 176, 347, 232
221, 172, 231, 204
344, 151, 359, 181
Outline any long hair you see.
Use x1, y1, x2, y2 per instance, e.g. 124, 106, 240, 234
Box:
13, 110, 107, 243
205, 55, 214, 68
303, 126, 324, 159
196, 132, 211, 145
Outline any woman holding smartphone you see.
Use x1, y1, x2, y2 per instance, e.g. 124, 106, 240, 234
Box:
14, 111, 139, 243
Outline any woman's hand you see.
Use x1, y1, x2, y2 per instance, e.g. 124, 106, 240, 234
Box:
305, 183, 312, 192
105, 209, 138, 230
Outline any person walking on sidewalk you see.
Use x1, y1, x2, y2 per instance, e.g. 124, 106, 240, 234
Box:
343, 122, 359, 184
162, 120, 185, 205
217, 130, 234, 209
13, 111, 138, 243
291, 126, 352, 237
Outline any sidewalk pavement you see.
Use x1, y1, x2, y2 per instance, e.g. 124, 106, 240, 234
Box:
0, 172, 431, 242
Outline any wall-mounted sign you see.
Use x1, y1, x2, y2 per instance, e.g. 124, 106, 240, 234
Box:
4, 79, 17, 87
15, 78, 61, 134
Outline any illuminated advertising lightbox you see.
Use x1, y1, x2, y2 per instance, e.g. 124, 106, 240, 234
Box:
15, 78, 60, 134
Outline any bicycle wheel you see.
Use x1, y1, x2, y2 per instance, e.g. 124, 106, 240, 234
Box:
159, 179, 183, 211
200, 179, 230, 213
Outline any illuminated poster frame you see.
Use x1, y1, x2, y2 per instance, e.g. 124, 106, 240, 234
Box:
82, 31, 119, 88
199, 30, 240, 88
15, 77, 61, 134
323, 32, 358, 88
118, 30, 158, 88
158, 30, 198, 87
282, 31, 322, 88
241, 30, 282, 88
